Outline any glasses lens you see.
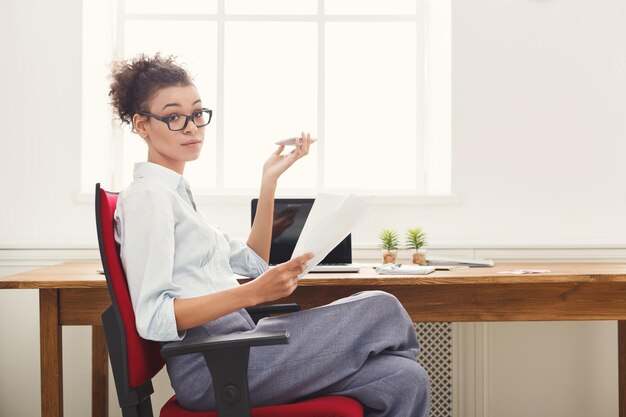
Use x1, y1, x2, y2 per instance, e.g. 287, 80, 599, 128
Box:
167, 114, 186, 131
193, 110, 212, 127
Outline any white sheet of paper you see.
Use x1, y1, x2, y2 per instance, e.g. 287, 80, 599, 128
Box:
291, 193, 370, 278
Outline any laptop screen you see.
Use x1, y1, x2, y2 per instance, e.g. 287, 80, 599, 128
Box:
251, 198, 352, 265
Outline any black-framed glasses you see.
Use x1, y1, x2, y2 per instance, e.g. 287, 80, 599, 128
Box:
140, 108, 213, 131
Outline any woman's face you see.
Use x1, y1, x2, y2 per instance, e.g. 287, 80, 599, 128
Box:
133, 84, 206, 174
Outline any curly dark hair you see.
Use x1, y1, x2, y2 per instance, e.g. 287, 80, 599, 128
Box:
109, 53, 193, 127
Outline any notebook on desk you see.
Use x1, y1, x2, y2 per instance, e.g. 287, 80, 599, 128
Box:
251, 198, 361, 273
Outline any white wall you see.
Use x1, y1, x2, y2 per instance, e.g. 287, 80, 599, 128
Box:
1, 0, 625, 416
447, 0, 626, 247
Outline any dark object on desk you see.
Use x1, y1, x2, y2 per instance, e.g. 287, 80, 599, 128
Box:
251, 198, 361, 272
96, 184, 363, 417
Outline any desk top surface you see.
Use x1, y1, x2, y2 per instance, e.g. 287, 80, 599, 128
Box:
3, 261, 626, 289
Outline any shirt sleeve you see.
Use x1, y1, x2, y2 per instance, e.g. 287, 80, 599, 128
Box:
222, 233, 270, 278
115, 187, 185, 342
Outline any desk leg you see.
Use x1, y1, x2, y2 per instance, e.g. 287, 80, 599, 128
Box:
617, 320, 626, 417
92, 326, 109, 417
40, 289, 63, 417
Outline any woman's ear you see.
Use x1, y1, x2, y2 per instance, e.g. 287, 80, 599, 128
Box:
132, 114, 149, 139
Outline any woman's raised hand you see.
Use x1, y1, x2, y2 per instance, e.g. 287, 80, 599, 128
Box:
250, 252, 315, 304
262, 132, 313, 184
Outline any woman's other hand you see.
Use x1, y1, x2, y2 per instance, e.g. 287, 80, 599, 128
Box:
262, 132, 313, 184
248, 252, 314, 304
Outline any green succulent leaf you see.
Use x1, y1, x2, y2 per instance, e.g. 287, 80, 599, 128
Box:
379, 229, 400, 251
405, 227, 427, 249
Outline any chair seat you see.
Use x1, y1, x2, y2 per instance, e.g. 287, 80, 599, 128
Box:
161, 395, 363, 417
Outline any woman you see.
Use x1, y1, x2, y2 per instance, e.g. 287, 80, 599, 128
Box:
109, 54, 429, 417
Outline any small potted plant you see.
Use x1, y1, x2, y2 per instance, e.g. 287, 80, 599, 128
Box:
379, 229, 400, 264
406, 227, 427, 265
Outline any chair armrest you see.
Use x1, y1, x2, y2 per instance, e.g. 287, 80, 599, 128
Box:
161, 331, 289, 417
245, 303, 300, 323
161, 330, 289, 358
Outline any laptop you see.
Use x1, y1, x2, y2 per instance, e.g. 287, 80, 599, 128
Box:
251, 198, 361, 273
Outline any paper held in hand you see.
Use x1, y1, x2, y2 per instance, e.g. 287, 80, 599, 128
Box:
291, 193, 370, 278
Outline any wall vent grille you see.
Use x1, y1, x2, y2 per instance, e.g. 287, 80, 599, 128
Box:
415, 322, 453, 417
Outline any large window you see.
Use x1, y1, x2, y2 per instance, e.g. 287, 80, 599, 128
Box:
81, 0, 450, 197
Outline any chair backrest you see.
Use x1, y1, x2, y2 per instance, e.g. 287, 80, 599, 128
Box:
95, 183, 164, 389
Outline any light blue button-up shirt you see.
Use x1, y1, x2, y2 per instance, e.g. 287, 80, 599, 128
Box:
114, 162, 269, 341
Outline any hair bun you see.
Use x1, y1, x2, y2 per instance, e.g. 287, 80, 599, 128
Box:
109, 53, 192, 127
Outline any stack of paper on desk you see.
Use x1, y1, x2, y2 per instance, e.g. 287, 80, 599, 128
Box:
376, 264, 436, 275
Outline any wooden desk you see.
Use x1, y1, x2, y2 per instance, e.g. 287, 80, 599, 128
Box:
0, 262, 111, 417
3, 261, 626, 417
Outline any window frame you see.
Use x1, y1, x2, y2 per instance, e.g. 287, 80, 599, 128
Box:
80, 0, 452, 200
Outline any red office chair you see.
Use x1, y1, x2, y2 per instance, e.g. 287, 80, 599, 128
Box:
95, 184, 363, 417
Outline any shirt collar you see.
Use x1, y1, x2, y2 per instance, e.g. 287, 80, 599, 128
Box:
133, 162, 186, 190
133, 162, 196, 209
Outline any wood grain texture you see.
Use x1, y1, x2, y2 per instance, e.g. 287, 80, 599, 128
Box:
92, 326, 108, 417
4, 261, 626, 288
0, 261, 105, 289
617, 320, 626, 417
296, 263, 626, 286
281, 281, 626, 322
59, 288, 111, 325
39, 289, 63, 417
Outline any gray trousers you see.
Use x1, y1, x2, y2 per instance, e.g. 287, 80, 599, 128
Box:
167, 291, 430, 417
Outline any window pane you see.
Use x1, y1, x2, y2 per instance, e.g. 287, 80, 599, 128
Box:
82, 0, 114, 192
124, 20, 217, 189
325, 22, 417, 190
223, 22, 317, 189
426, 0, 451, 194
226, 0, 316, 15
324, 0, 416, 15
125, 0, 217, 14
